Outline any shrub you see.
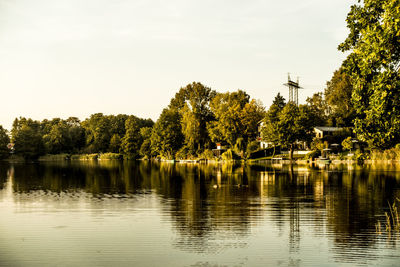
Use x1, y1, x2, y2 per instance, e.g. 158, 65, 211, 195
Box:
246, 141, 260, 155
221, 149, 240, 161
199, 149, 215, 160
98, 153, 123, 160
71, 154, 98, 160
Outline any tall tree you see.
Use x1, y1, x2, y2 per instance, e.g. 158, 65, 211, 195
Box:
207, 90, 250, 147
151, 108, 184, 159
277, 103, 313, 159
82, 113, 111, 153
169, 82, 216, 151
0, 126, 10, 159
121, 116, 142, 159
324, 69, 355, 126
11, 118, 44, 160
261, 94, 286, 155
306, 92, 328, 127
339, 0, 400, 148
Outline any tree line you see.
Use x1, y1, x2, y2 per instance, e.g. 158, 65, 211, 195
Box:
0, 82, 265, 160
1, 0, 398, 160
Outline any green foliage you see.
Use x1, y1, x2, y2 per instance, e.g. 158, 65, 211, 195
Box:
352, 152, 370, 161
324, 69, 355, 126
170, 82, 215, 151
221, 149, 234, 161
70, 154, 98, 160
151, 108, 184, 159
208, 90, 265, 148
261, 93, 286, 149
342, 137, 353, 151
234, 137, 245, 157
98, 153, 123, 160
311, 138, 324, 152
121, 116, 143, 159
199, 149, 215, 160
41, 117, 86, 154
306, 92, 328, 126
339, 0, 400, 148
82, 113, 112, 153
175, 145, 195, 160
277, 103, 314, 159
370, 148, 400, 161
109, 134, 121, 153
246, 140, 259, 155
11, 118, 45, 160
0, 125, 10, 159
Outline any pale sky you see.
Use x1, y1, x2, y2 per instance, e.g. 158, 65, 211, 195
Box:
0, 0, 354, 130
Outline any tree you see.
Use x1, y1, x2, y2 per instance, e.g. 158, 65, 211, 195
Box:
261, 93, 286, 156
82, 113, 111, 153
207, 90, 263, 152
342, 136, 353, 152
306, 92, 328, 127
151, 108, 184, 159
121, 116, 142, 159
241, 99, 266, 142
109, 134, 121, 153
11, 118, 44, 160
339, 0, 400, 148
42, 121, 70, 154
169, 82, 216, 152
207, 91, 247, 147
272, 92, 286, 110
324, 69, 355, 126
0, 126, 10, 159
262, 103, 314, 159
139, 127, 153, 159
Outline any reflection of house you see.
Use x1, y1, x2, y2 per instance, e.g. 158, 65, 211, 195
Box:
314, 127, 343, 139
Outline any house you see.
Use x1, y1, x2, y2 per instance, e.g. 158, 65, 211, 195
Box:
314, 127, 343, 139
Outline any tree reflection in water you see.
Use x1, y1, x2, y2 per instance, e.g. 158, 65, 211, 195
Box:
1, 161, 400, 262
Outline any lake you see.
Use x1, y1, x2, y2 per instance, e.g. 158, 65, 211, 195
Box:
0, 161, 399, 266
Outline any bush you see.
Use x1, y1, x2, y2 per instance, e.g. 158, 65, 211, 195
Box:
221, 149, 240, 161
370, 148, 400, 161
71, 154, 98, 160
221, 149, 233, 161
352, 152, 369, 161
246, 141, 260, 155
98, 153, 123, 160
199, 149, 215, 160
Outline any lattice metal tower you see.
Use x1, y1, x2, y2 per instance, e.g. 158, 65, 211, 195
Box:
283, 74, 303, 106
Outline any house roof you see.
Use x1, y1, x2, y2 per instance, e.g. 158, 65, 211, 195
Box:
314, 126, 343, 132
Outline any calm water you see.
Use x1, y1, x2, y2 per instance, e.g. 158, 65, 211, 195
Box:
0, 161, 400, 267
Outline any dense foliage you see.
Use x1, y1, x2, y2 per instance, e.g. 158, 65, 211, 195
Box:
339, 0, 400, 148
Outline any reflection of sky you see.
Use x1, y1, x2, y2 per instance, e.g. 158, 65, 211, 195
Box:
0, 162, 399, 266
0, 0, 356, 130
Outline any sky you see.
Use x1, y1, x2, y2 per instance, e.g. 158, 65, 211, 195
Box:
0, 0, 355, 130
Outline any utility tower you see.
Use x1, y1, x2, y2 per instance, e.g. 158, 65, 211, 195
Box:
283, 74, 302, 106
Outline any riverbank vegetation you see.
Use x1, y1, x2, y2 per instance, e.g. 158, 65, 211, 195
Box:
0, 0, 399, 161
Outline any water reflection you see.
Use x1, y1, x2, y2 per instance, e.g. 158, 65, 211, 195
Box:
0, 161, 399, 265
